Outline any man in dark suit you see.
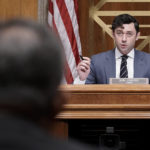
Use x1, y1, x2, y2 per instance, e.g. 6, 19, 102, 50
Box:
0, 19, 99, 150
75, 14, 150, 84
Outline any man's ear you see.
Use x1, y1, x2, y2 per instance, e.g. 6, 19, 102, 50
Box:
136, 32, 140, 41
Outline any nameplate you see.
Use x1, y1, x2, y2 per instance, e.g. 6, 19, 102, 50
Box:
109, 78, 149, 84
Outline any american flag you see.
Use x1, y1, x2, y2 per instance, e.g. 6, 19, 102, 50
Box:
48, 0, 82, 84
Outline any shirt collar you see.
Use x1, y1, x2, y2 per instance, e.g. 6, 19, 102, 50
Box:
115, 47, 135, 59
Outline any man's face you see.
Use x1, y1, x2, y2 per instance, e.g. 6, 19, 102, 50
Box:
112, 23, 140, 55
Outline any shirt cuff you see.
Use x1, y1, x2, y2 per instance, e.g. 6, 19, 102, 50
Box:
73, 76, 85, 84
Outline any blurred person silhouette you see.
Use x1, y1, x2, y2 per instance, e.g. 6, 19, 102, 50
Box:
0, 18, 101, 150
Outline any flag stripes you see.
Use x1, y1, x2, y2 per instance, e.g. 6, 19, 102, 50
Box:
48, 0, 82, 84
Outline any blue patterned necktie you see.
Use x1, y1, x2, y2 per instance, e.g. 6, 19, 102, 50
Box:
120, 55, 128, 78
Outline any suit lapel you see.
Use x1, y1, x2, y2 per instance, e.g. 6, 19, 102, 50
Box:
105, 50, 116, 83
134, 49, 145, 78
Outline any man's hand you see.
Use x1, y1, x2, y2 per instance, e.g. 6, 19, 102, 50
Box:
77, 57, 91, 81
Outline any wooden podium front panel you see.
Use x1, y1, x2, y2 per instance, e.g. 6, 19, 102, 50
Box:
50, 85, 150, 149
57, 84, 150, 119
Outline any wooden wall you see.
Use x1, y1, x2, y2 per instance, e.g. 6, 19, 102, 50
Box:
0, 0, 37, 20
0, 0, 150, 57
78, 0, 150, 57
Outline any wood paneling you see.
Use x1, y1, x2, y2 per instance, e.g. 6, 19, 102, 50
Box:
20, 0, 37, 19
1, 0, 150, 55
78, 0, 150, 57
57, 84, 150, 149
49, 120, 68, 139
0, 0, 21, 19
54, 84, 150, 143
58, 84, 150, 119
0, 0, 37, 20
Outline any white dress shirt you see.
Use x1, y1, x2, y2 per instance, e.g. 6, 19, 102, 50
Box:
115, 48, 134, 78
73, 75, 85, 84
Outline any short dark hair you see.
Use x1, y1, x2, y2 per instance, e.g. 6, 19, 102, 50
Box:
112, 14, 139, 33
0, 19, 64, 118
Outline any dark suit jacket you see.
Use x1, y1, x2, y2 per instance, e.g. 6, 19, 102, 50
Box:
0, 115, 99, 150
86, 49, 150, 84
